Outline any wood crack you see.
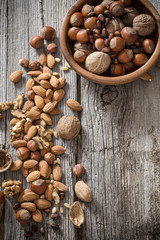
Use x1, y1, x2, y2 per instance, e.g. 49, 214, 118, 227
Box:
39, 0, 44, 27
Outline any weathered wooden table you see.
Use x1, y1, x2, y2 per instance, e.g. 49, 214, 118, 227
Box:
0, 0, 160, 239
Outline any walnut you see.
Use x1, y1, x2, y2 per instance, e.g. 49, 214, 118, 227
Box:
11, 109, 26, 119
0, 101, 13, 112
10, 119, 26, 142
2, 178, 22, 199
74, 42, 94, 56
13, 94, 25, 110
52, 188, 60, 206
37, 125, 52, 142
122, 7, 139, 26
85, 52, 111, 74
106, 17, 124, 35
33, 135, 50, 149
133, 14, 156, 36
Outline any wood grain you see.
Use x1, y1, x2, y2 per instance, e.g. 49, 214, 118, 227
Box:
0, 0, 160, 239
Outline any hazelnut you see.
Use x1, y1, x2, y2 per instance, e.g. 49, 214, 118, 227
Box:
118, 49, 133, 63
29, 61, 40, 70
110, 63, 125, 76
23, 135, 29, 142
68, 27, 80, 41
94, 5, 106, 15
119, 0, 132, 7
27, 90, 35, 100
81, 4, 94, 18
95, 38, 105, 51
40, 26, 55, 40
76, 29, 89, 43
16, 147, 30, 161
121, 27, 138, 45
30, 179, 47, 194
110, 36, 125, 52
70, 12, 84, 27
44, 152, 55, 164
109, 1, 124, 17
124, 62, 135, 71
16, 209, 31, 224
0, 191, 4, 203
30, 36, 44, 49
27, 140, 39, 152
31, 151, 41, 161
142, 39, 155, 54
133, 53, 148, 66
84, 17, 98, 30
19, 58, 29, 68
47, 43, 57, 53
73, 164, 85, 177
73, 50, 86, 63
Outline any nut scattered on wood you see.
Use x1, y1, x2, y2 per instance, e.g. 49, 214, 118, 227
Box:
69, 201, 84, 228
67, 99, 83, 112
19, 58, 29, 68
74, 180, 92, 202
10, 70, 23, 83
2, 178, 22, 199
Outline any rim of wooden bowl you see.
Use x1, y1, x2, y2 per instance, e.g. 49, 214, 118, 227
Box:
0, 149, 12, 173
60, 0, 160, 85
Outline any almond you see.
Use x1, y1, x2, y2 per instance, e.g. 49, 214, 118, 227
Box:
23, 160, 38, 169
54, 77, 66, 90
10, 70, 23, 83
34, 199, 51, 209
32, 86, 46, 97
53, 164, 63, 181
29, 166, 39, 173
12, 140, 27, 148
45, 184, 53, 201
40, 80, 52, 89
20, 167, 29, 177
24, 121, 32, 135
22, 100, 34, 112
18, 189, 31, 203
50, 108, 60, 116
10, 118, 21, 126
27, 126, 37, 140
53, 89, 65, 102
44, 165, 51, 179
74, 181, 92, 202
44, 97, 51, 104
37, 73, 51, 80
25, 109, 41, 121
43, 101, 57, 113
39, 52, 47, 66
46, 89, 53, 99
47, 54, 55, 69
51, 145, 66, 155
22, 191, 39, 201
67, 99, 83, 112
26, 170, 41, 182
50, 76, 59, 88
26, 78, 35, 91
32, 209, 43, 222
40, 113, 52, 125
9, 160, 23, 171
27, 71, 42, 76
53, 181, 68, 192
34, 95, 45, 109
43, 66, 52, 74
39, 160, 49, 178
21, 202, 36, 212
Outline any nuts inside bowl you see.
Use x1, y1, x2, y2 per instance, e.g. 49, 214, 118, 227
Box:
0, 149, 12, 172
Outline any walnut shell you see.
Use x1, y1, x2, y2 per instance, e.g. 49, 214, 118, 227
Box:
133, 14, 155, 36
101, 0, 114, 9
85, 52, 111, 74
122, 7, 139, 26
69, 201, 84, 228
106, 17, 124, 35
74, 42, 94, 56
57, 115, 81, 140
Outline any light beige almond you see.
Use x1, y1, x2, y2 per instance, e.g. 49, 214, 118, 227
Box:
26, 78, 35, 91
22, 100, 34, 112
75, 181, 92, 202
22, 191, 39, 201
32, 86, 46, 97
40, 148, 50, 157
53, 181, 68, 192
32, 209, 43, 222
40, 113, 52, 125
39, 52, 47, 66
46, 89, 53, 99
10, 70, 23, 83
39, 160, 49, 178
20, 167, 29, 177
51, 145, 66, 155
34, 95, 44, 109
12, 140, 27, 148
34, 199, 51, 209
18, 189, 31, 203
54, 77, 66, 90
27, 71, 42, 76
23, 160, 38, 169
24, 121, 32, 135
10, 118, 21, 126
9, 160, 23, 171
27, 126, 37, 140
44, 97, 51, 104
26, 170, 41, 182
50, 108, 60, 116
21, 202, 36, 212
43, 101, 57, 113
53, 89, 65, 102
28, 166, 39, 173
50, 76, 60, 88
37, 73, 51, 80
53, 164, 63, 181
47, 54, 55, 69
44, 165, 51, 179
67, 99, 83, 112
45, 184, 53, 201
43, 66, 52, 74
40, 80, 52, 89
25, 109, 41, 121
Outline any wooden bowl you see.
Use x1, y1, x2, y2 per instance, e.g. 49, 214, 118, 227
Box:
0, 149, 12, 173
60, 0, 160, 85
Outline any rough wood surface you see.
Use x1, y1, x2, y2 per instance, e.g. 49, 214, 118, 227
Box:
0, 0, 160, 239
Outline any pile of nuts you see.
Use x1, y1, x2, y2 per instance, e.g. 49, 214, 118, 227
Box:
68, 0, 156, 76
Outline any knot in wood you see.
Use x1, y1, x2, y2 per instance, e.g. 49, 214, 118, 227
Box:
101, 86, 118, 104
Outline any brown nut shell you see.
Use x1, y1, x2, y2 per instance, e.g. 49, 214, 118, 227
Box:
69, 201, 85, 228
30, 179, 47, 194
